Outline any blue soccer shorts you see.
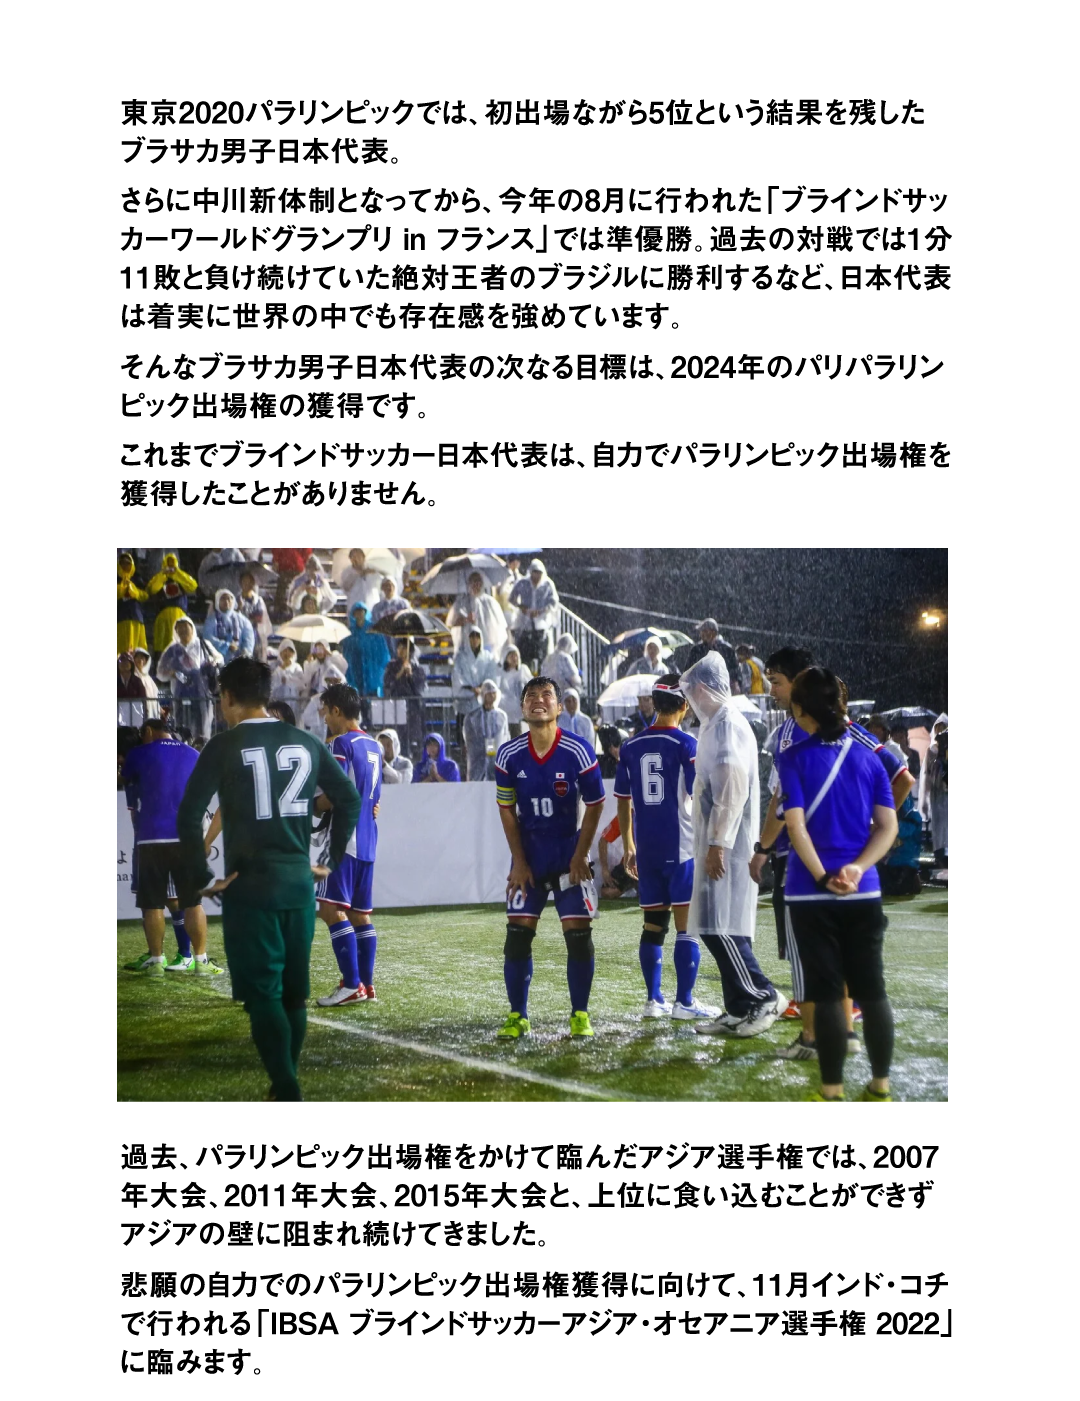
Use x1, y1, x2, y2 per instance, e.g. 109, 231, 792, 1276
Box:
506, 871, 598, 921
317, 855, 374, 914
637, 857, 694, 910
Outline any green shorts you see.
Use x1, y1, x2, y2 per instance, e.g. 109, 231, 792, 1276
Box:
221, 900, 315, 1007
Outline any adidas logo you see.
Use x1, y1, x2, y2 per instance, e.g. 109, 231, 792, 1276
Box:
517, 769, 528, 777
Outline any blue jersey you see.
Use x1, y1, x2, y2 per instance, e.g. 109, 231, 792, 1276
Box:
329, 728, 382, 861
849, 720, 907, 782
614, 725, 696, 866
774, 732, 894, 899
122, 737, 200, 843
496, 727, 604, 874
767, 716, 811, 857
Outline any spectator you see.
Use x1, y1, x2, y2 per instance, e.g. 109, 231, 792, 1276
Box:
596, 725, 626, 780
499, 645, 533, 736
147, 553, 198, 654
561, 688, 596, 750
270, 547, 311, 620
156, 616, 223, 744
341, 548, 383, 615
496, 554, 524, 631
341, 601, 392, 697
301, 662, 347, 737
890, 725, 921, 783
510, 557, 559, 668
287, 554, 336, 616
382, 637, 428, 698
370, 575, 409, 625
628, 688, 657, 734
879, 792, 923, 896
237, 571, 273, 660
683, 618, 741, 692
628, 638, 665, 676
448, 571, 508, 655
377, 728, 414, 786
452, 625, 500, 719
202, 589, 255, 659
412, 732, 461, 784
132, 646, 160, 721
463, 678, 511, 781
546, 632, 583, 694
269, 641, 305, 706
920, 713, 949, 867
118, 652, 148, 728
197, 547, 245, 602
736, 644, 770, 696
302, 639, 345, 707
117, 553, 149, 654
864, 714, 908, 767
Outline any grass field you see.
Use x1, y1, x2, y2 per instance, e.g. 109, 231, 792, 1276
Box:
117, 889, 947, 1103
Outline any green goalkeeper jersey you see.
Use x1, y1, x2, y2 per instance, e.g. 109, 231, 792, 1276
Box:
177, 717, 362, 910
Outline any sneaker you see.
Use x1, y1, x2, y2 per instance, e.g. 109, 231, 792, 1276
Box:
363, 985, 377, 1003
122, 954, 153, 971
569, 1011, 595, 1039
191, 957, 224, 976
142, 959, 165, 979
316, 981, 366, 1007
779, 1034, 818, 1061
642, 998, 672, 1019
497, 1012, 531, 1039
781, 999, 802, 1020
726, 995, 787, 1038
859, 1084, 893, 1102
164, 952, 194, 971
672, 998, 721, 1021
693, 1010, 744, 1036
807, 1090, 845, 1101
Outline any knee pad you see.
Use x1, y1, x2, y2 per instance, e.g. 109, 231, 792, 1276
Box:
641, 909, 671, 944
562, 924, 595, 962
504, 923, 536, 961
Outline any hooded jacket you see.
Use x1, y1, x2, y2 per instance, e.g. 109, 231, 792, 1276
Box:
463, 682, 511, 781
451, 636, 500, 712
560, 689, 596, 750
157, 616, 223, 697
412, 732, 461, 783
546, 633, 583, 693
376, 728, 414, 785
509, 561, 559, 634
341, 605, 392, 696
147, 552, 199, 653
202, 590, 255, 658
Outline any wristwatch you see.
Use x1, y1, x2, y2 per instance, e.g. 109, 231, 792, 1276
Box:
753, 841, 772, 856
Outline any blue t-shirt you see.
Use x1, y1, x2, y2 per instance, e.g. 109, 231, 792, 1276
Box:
122, 737, 201, 843
496, 727, 604, 874
775, 731, 894, 900
329, 728, 382, 861
767, 715, 811, 857
613, 725, 696, 866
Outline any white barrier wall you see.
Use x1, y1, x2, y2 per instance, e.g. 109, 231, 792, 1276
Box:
118, 783, 619, 918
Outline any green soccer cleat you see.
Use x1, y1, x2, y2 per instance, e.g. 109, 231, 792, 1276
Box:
497, 1012, 531, 1039
569, 1011, 595, 1039
859, 1085, 893, 1102
122, 954, 153, 971
164, 953, 194, 972
192, 957, 225, 976
142, 959, 166, 979
807, 1090, 845, 1101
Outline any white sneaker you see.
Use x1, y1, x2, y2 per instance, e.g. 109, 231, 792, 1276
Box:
316, 982, 366, 1007
642, 998, 672, 1018
694, 1011, 744, 1036
164, 955, 194, 972
671, 998, 721, 1020
728, 996, 785, 1038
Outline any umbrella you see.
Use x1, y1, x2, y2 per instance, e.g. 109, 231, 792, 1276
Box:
420, 553, 510, 596
330, 547, 403, 584
601, 626, 693, 661
881, 705, 939, 729
370, 608, 450, 638
211, 560, 275, 588
468, 546, 539, 557
398, 548, 428, 563
275, 613, 350, 645
596, 674, 666, 715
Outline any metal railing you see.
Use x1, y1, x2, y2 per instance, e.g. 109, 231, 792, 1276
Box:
554, 603, 610, 708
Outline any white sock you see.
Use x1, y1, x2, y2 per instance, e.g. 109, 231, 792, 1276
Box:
194, 953, 208, 962
148, 956, 165, 964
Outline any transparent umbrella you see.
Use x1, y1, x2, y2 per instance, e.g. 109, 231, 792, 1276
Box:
276, 613, 351, 645
420, 553, 510, 596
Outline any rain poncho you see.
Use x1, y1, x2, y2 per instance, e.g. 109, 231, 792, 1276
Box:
269, 644, 305, 704
412, 732, 461, 783
237, 582, 273, 660
499, 650, 533, 725
463, 681, 511, 781
920, 712, 949, 853
371, 581, 409, 625
117, 553, 149, 654
156, 616, 223, 742
341, 555, 385, 614
452, 634, 500, 713
302, 642, 347, 703
376, 728, 414, 786
449, 587, 508, 656
301, 663, 347, 737
627, 641, 665, 676
560, 689, 596, 750
682, 653, 760, 942
382, 642, 428, 698
737, 653, 769, 696
341, 603, 392, 696
510, 561, 559, 643
202, 590, 255, 658
132, 647, 160, 721
546, 632, 583, 694
147, 553, 198, 653
288, 557, 336, 616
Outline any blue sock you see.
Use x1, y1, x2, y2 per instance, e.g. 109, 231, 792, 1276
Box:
355, 924, 377, 987
504, 958, 533, 1016
329, 919, 359, 989
674, 937, 701, 1005
566, 956, 594, 1013
638, 938, 664, 1001
170, 912, 191, 959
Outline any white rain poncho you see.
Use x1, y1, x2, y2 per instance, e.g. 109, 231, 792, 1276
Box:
681, 652, 760, 942
463, 680, 511, 780
547, 632, 583, 694
920, 711, 949, 852
561, 689, 596, 750
376, 728, 414, 786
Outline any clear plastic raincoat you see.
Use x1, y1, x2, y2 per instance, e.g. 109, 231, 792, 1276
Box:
682, 652, 760, 942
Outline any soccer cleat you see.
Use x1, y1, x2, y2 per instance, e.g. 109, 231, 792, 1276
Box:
122, 954, 153, 971
165, 953, 194, 972
693, 1010, 745, 1036
142, 959, 165, 979
316, 981, 366, 1007
497, 1012, 531, 1039
726, 995, 787, 1038
642, 998, 672, 1018
192, 957, 224, 976
363, 985, 377, 1002
569, 1011, 595, 1039
859, 1085, 893, 1102
808, 1090, 845, 1101
779, 1034, 818, 1060
781, 999, 802, 1019
672, 998, 721, 1021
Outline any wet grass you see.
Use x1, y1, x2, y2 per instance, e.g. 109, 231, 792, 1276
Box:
117, 888, 947, 1103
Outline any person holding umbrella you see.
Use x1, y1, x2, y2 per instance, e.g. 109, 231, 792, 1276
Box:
510, 559, 559, 668
287, 555, 336, 616
448, 570, 508, 656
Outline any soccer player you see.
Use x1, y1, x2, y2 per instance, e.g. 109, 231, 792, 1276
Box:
494, 676, 606, 1039
120, 717, 220, 976
313, 682, 384, 1007
177, 658, 361, 1102
615, 675, 717, 1019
